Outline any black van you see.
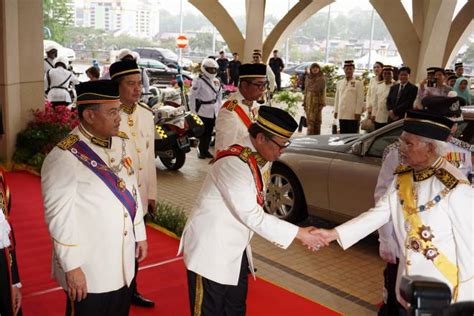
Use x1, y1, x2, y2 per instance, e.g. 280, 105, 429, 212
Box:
133, 47, 179, 68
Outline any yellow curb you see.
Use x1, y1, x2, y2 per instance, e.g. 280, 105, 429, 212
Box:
255, 274, 343, 315
11, 163, 41, 176
146, 222, 180, 240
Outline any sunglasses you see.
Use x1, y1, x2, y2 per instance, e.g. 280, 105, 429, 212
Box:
267, 137, 291, 149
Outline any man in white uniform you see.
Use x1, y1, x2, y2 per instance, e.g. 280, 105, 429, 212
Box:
334, 60, 365, 133
44, 56, 79, 108
313, 110, 473, 307
189, 58, 222, 159
215, 63, 267, 153
44, 44, 58, 73
375, 96, 472, 315
109, 59, 157, 308
179, 106, 328, 315
372, 65, 395, 130
42, 80, 148, 315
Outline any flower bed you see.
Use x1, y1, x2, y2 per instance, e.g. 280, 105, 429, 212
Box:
12, 102, 79, 172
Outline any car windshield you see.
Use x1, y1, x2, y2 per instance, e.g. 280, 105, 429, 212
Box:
158, 49, 178, 60
140, 59, 166, 69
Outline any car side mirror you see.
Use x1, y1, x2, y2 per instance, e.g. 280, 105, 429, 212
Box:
351, 141, 363, 156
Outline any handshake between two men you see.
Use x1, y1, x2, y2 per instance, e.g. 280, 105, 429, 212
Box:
296, 227, 338, 251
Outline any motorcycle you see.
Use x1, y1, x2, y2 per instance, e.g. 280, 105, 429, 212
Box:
149, 86, 204, 170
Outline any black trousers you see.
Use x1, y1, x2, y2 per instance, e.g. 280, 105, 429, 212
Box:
187, 253, 249, 316
130, 258, 139, 295
218, 72, 228, 85
339, 119, 359, 134
274, 72, 281, 91
65, 286, 131, 316
0, 248, 14, 316
229, 76, 239, 87
378, 259, 404, 316
198, 116, 215, 155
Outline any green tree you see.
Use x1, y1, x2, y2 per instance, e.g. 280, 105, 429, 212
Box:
43, 0, 74, 44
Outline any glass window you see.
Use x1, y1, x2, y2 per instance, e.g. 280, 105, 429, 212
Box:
366, 126, 403, 158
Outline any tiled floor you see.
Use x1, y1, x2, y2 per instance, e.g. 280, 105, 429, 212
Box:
154, 105, 385, 315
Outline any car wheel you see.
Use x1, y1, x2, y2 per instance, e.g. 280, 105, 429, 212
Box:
265, 164, 307, 223
159, 148, 186, 170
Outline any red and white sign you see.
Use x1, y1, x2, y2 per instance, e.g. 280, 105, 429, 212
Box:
176, 35, 188, 49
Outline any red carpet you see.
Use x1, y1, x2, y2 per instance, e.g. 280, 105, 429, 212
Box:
7, 171, 340, 316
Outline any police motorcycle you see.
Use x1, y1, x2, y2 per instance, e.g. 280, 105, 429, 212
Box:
148, 86, 205, 170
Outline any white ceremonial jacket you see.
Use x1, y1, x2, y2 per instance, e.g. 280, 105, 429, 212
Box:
44, 67, 80, 103
366, 77, 382, 112
42, 126, 146, 293
337, 158, 474, 305
119, 103, 157, 212
375, 139, 473, 261
44, 57, 54, 73
214, 91, 259, 153
178, 136, 298, 286
188, 74, 222, 119
334, 77, 365, 120
373, 80, 395, 124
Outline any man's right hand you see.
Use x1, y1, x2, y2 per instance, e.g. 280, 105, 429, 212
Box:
66, 267, 88, 302
296, 226, 331, 251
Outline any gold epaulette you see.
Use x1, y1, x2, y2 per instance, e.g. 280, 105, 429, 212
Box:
394, 165, 412, 175
238, 147, 252, 163
117, 131, 129, 139
57, 134, 79, 150
223, 100, 238, 112
138, 102, 153, 113
435, 168, 459, 190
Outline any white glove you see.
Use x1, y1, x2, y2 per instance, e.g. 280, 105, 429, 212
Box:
379, 237, 398, 264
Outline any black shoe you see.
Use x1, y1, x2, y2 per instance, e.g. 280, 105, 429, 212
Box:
131, 292, 155, 308
204, 152, 214, 159
197, 152, 206, 159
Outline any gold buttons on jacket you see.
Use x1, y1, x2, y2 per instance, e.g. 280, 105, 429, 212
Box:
124, 231, 128, 236
124, 213, 128, 218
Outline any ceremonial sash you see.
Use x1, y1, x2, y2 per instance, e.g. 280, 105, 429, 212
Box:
215, 145, 264, 206
68, 140, 137, 221
222, 101, 252, 128
397, 171, 459, 300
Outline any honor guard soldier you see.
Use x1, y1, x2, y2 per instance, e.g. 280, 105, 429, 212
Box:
189, 58, 222, 159
334, 60, 365, 133
42, 80, 147, 316
179, 106, 327, 316
44, 44, 58, 73
109, 59, 157, 308
315, 110, 474, 307
0, 169, 22, 316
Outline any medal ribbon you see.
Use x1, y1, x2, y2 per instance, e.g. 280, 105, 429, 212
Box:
68, 140, 137, 221
398, 172, 459, 301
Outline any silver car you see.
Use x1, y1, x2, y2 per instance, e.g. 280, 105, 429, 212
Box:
265, 108, 474, 223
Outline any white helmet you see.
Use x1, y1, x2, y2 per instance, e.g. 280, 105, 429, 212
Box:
53, 56, 69, 68
200, 58, 218, 79
118, 48, 134, 61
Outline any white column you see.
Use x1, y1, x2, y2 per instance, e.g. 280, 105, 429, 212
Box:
243, 0, 266, 63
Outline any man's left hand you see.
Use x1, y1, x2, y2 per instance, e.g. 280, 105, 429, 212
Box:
136, 240, 148, 262
12, 287, 21, 315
